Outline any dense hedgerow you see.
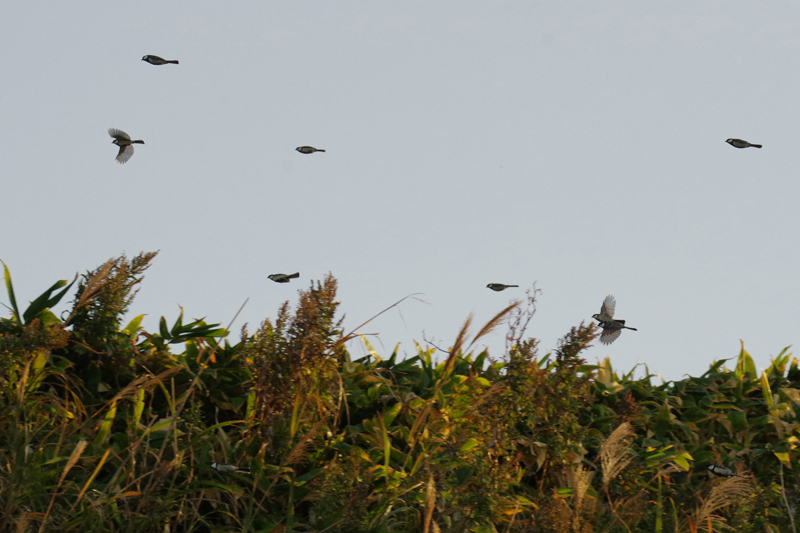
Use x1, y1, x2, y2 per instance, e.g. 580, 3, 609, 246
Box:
0, 254, 797, 533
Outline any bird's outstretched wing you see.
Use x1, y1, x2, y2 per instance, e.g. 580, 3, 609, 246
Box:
599, 328, 622, 345
116, 144, 134, 164
109, 128, 131, 141
600, 295, 616, 319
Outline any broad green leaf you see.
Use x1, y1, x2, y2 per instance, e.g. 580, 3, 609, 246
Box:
294, 467, 324, 485
361, 335, 382, 362
22, 275, 76, 324
132, 388, 145, 429
122, 314, 146, 339
159, 316, 171, 340
773, 451, 791, 467
2, 261, 21, 323
383, 402, 402, 427
735, 342, 757, 380
761, 371, 774, 408
93, 401, 118, 447
460, 438, 479, 452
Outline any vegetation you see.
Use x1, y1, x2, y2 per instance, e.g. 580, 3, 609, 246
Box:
0, 253, 798, 533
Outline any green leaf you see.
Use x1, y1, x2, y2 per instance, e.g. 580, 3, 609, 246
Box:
22, 275, 77, 324
122, 314, 145, 339
735, 342, 757, 380
655, 401, 671, 437
159, 316, 171, 340
171, 307, 184, 335
460, 438, 479, 452
761, 371, 774, 408
294, 467, 324, 485
93, 401, 118, 447
773, 451, 791, 467
383, 402, 402, 427
2, 261, 21, 324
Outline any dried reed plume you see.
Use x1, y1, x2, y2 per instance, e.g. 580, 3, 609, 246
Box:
691, 476, 751, 530
600, 422, 635, 489
63, 258, 115, 325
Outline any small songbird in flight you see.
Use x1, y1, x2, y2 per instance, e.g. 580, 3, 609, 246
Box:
706, 464, 742, 478
486, 283, 519, 292
592, 295, 637, 345
268, 272, 300, 283
142, 55, 179, 65
108, 128, 144, 164
211, 462, 250, 474
725, 138, 761, 149
296, 146, 325, 154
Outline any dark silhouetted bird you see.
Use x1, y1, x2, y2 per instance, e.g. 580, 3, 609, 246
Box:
108, 128, 144, 164
142, 55, 179, 65
296, 146, 325, 154
268, 272, 300, 283
707, 464, 742, 478
725, 138, 761, 149
211, 462, 250, 474
486, 283, 519, 291
592, 295, 637, 345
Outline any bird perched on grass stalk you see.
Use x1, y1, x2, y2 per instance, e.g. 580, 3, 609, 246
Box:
211, 462, 250, 474
707, 464, 742, 478
108, 128, 144, 164
296, 146, 325, 154
268, 272, 300, 283
725, 138, 761, 149
142, 55, 179, 65
486, 283, 518, 291
592, 295, 637, 345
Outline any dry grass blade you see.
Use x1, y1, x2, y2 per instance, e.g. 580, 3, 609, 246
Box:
285, 421, 323, 465
63, 258, 115, 325
600, 422, 635, 489
39, 440, 89, 533
444, 313, 473, 375
469, 301, 521, 349
423, 473, 436, 533
334, 294, 426, 349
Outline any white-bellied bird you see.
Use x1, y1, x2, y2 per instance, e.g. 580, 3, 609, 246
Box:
707, 464, 742, 478
592, 295, 637, 345
108, 128, 144, 164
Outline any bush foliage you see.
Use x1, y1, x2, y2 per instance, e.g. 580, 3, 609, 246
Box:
0, 253, 798, 533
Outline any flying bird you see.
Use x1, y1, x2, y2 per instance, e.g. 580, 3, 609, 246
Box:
108, 128, 144, 164
486, 283, 519, 292
725, 138, 761, 149
142, 55, 179, 65
591, 295, 637, 345
296, 146, 325, 154
706, 464, 742, 478
211, 462, 250, 474
268, 272, 300, 283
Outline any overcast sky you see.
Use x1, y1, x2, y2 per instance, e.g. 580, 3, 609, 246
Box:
2, 1, 799, 381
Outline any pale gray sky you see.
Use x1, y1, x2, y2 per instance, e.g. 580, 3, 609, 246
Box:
2, 1, 799, 381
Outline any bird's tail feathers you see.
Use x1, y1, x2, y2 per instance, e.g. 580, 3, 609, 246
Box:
625, 326, 638, 331
288, 272, 300, 279
317, 149, 326, 152
751, 144, 762, 148
509, 285, 519, 287
167, 60, 179, 64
